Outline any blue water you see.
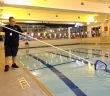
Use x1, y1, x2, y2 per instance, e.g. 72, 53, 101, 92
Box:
18, 45, 110, 96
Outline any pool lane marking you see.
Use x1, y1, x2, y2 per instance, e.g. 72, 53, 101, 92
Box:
29, 54, 87, 96
30, 60, 76, 71
49, 52, 110, 74
48, 52, 88, 64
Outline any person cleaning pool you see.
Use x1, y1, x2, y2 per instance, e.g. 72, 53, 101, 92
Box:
2, 17, 23, 72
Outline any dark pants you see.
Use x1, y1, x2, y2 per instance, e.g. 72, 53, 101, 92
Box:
5, 46, 18, 57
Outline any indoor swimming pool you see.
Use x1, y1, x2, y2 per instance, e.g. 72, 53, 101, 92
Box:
18, 45, 110, 96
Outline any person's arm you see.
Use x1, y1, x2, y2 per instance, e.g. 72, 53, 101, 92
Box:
0, 26, 5, 32
17, 26, 26, 40
18, 26, 23, 33
0, 26, 2, 32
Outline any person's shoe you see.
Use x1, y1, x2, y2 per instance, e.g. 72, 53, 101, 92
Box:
11, 63, 19, 68
4, 65, 9, 72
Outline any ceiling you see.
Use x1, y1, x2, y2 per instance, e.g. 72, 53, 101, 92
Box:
1, 0, 110, 24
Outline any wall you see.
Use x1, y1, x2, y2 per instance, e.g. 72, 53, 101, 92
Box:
19, 37, 101, 48
0, 37, 110, 49
87, 21, 110, 37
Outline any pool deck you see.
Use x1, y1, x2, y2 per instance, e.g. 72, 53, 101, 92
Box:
0, 47, 53, 96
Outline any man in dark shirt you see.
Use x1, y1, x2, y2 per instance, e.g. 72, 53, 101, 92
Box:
2, 17, 22, 72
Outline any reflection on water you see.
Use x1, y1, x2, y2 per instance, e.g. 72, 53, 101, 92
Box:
18, 47, 110, 96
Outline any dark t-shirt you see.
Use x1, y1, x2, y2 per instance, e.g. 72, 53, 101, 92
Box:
3, 25, 22, 47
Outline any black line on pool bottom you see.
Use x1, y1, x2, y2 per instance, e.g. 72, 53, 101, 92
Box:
48, 52, 88, 64
30, 60, 76, 71
49, 52, 110, 74
29, 54, 87, 96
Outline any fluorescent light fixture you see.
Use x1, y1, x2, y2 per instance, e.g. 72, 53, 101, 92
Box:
24, 21, 37, 23
1, 13, 12, 19
75, 23, 83, 27
69, 23, 75, 24
87, 16, 94, 23
4, 0, 28, 5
